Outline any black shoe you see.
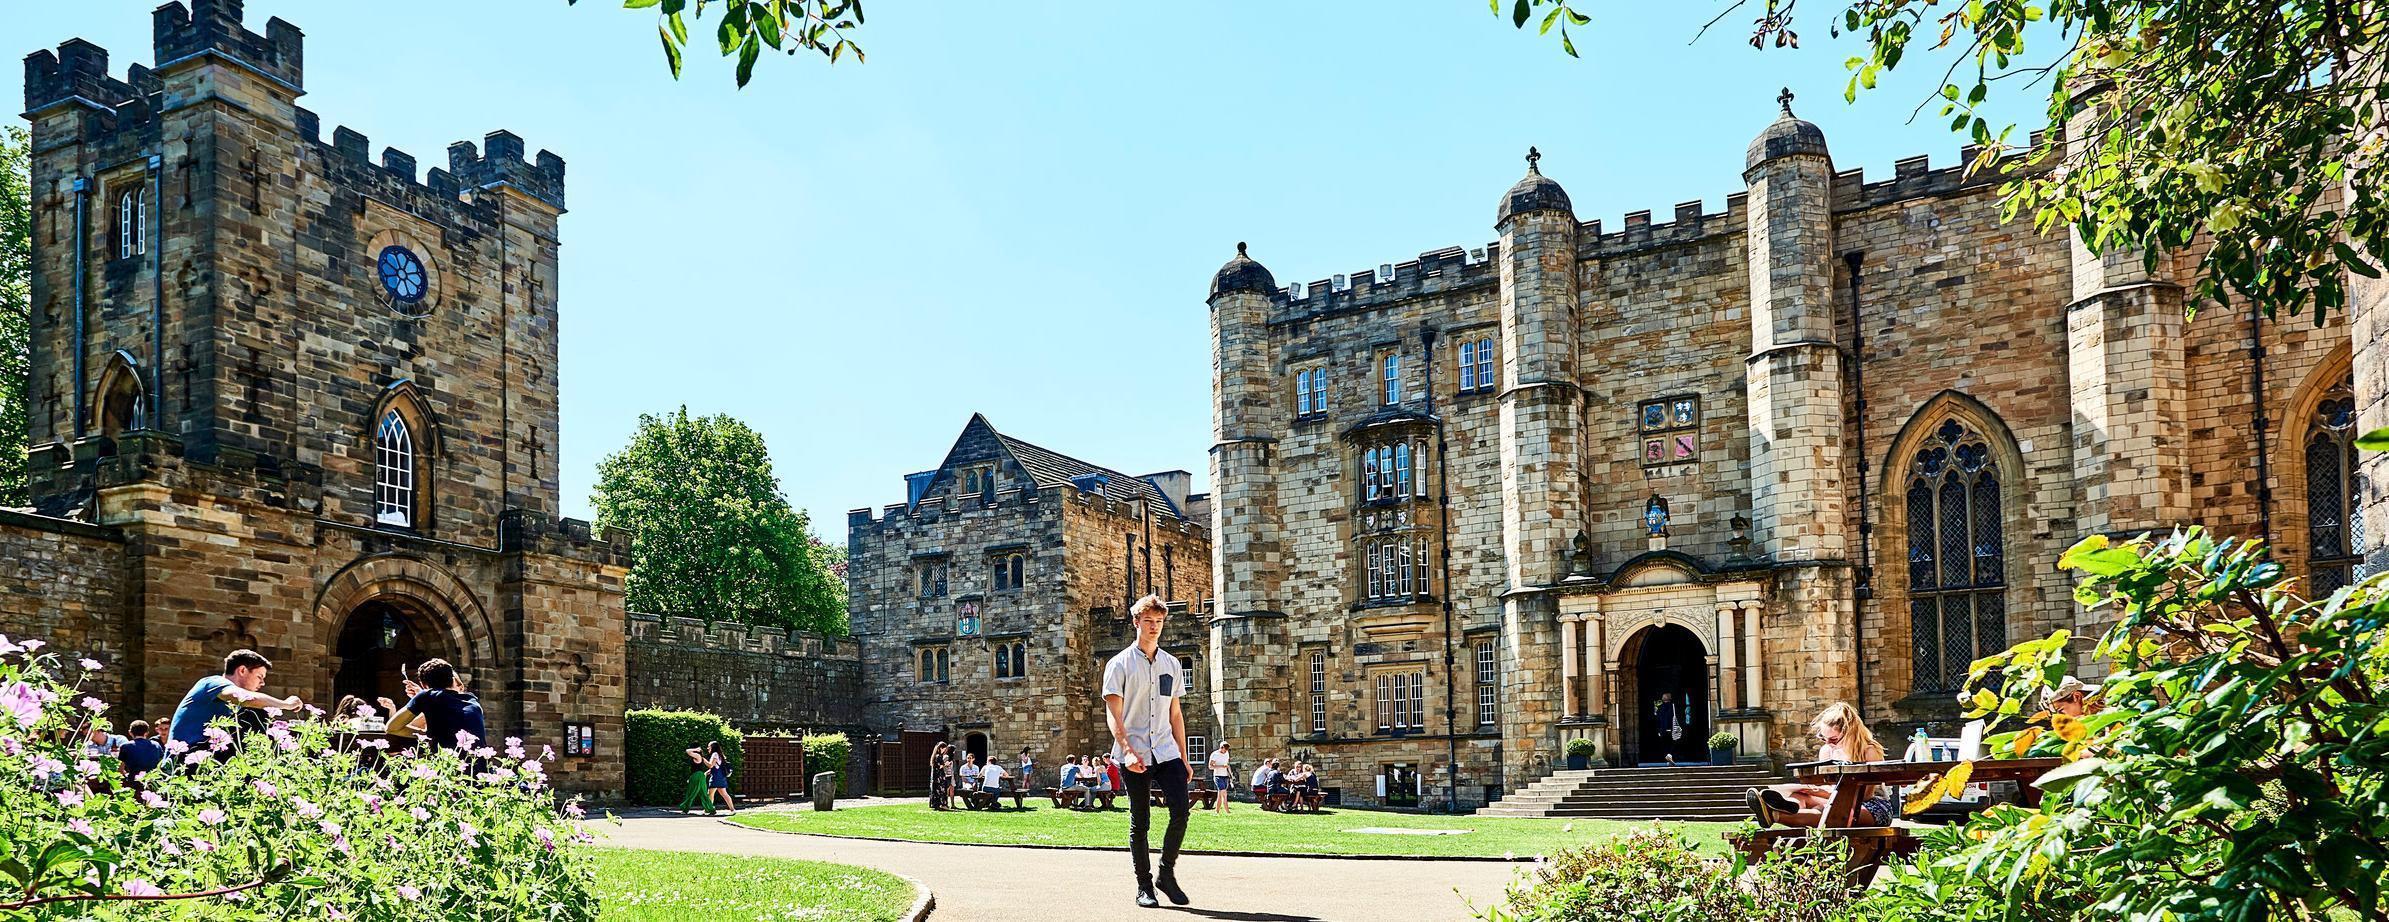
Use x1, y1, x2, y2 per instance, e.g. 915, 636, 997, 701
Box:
1760, 787, 1801, 815
1744, 788, 1776, 826
1135, 887, 1159, 908
1156, 873, 1189, 906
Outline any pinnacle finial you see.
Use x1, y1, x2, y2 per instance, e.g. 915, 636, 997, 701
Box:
1236, 241, 1248, 257
1778, 87, 1796, 117
1526, 146, 1542, 174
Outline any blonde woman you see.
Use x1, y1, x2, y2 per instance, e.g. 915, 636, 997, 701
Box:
1745, 702, 1894, 827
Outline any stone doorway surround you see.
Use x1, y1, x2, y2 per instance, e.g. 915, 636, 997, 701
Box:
1551, 552, 1772, 767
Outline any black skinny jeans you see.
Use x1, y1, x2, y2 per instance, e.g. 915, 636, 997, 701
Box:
1122, 757, 1190, 887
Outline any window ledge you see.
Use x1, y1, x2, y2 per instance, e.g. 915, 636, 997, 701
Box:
1350, 601, 1439, 637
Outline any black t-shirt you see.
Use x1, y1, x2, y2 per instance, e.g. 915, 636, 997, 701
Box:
119, 738, 165, 774
405, 688, 487, 750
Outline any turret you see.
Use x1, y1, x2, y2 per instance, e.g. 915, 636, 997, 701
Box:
1493, 148, 1585, 787
1742, 90, 1847, 560
1208, 242, 1289, 747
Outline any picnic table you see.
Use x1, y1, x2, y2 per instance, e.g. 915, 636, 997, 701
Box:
1730, 757, 2065, 885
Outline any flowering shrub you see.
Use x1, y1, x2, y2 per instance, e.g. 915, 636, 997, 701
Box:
0, 636, 597, 920
1478, 827, 1859, 922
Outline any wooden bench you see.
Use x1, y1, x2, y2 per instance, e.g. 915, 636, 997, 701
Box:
1045, 786, 1083, 810
1724, 826, 1921, 887
960, 785, 1025, 811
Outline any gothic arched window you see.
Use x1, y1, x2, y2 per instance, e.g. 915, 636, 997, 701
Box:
1905, 419, 2007, 694
2307, 381, 2368, 593
117, 189, 145, 258
375, 410, 417, 527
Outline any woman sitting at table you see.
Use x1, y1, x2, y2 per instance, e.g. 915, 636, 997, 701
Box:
1745, 701, 1894, 828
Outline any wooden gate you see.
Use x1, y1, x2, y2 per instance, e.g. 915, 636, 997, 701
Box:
735, 737, 808, 799
872, 729, 942, 795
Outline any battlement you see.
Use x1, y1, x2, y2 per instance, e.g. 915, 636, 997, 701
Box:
626, 612, 857, 661
449, 131, 568, 211
152, 0, 303, 90
499, 510, 628, 566
23, 40, 155, 115
1258, 135, 2054, 313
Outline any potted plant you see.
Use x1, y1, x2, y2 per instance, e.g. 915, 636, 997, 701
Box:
1706, 730, 1739, 765
1563, 737, 1596, 770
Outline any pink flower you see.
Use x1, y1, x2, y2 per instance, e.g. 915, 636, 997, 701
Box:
564, 802, 584, 819
470, 745, 495, 760
294, 798, 321, 819
1, 681, 44, 727
55, 789, 84, 808
140, 791, 169, 809
121, 879, 162, 898
396, 885, 421, 901
28, 754, 65, 779
164, 739, 189, 755
354, 703, 376, 719
543, 744, 557, 762
263, 707, 282, 719
410, 806, 431, 821
203, 727, 232, 752
181, 750, 210, 766
318, 819, 341, 837
533, 827, 555, 851
332, 835, 351, 855
79, 698, 105, 716
78, 658, 102, 672
303, 704, 324, 719
197, 809, 225, 826
66, 819, 94, 836
160, 839, 182, 856
0, 736, 19, 755
20, 639, 43, 652
360, 738, 389, 750
360, 793, 383, 813
0, 635, 20, 655
73, 759, 101, 776
190, 838, 218, 853
453, 729, 479, 749
252, 779, 277, 798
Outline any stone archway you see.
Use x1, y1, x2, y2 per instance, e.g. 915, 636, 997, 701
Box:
1615, 624, 1711, 766
313, 554, 501, 726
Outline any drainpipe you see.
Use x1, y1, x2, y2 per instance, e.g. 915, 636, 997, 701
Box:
1843, 251, 1872, 716
1422, 323, 1459, 814
71, 177, 90, 439
2249, 303, 2274, 544
148, 154, 165, 427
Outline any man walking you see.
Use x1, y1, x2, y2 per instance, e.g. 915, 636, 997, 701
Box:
1103, 594, 1191, 908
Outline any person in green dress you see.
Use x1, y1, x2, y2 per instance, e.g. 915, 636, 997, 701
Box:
677, 744, 711, 813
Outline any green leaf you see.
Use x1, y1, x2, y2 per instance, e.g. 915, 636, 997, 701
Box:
623, 0, 662, 7
2335, 242, 2380, 278
2031, 756, 2107, 792
2357, 426, 2389, 451
658, 25, 684, 78
1512, 0, 1530, 29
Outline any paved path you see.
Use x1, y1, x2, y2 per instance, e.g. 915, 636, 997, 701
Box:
601, 807, 1519, 922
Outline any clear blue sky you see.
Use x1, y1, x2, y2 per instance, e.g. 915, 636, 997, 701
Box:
11, 2, 2042, 533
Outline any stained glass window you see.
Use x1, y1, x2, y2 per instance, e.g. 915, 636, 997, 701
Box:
1906, 419, 2006, 694
2309, 382, 2369, 593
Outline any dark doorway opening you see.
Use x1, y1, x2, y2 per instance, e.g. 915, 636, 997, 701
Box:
1381, 762, 1419, 808
334, 601, 435, 710
1625, 624, 1709, 765
963, 731, 989, 767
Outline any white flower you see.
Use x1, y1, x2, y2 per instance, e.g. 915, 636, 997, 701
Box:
78, 658, 103, 672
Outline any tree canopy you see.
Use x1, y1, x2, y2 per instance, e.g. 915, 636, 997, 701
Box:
1, 126, 30, 508
591, 407, 847, 635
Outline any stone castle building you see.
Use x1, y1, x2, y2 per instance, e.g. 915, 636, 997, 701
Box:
5, 1, 627, 793
1205, 94, 2369, 809
848, 415, 1215, 775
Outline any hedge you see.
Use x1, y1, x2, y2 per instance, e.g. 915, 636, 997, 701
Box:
625, 708, 745, 806
801, 732, 851, 796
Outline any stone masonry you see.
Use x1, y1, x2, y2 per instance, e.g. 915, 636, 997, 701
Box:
1207, 95, 2363, 810
848, 415, 1216, 778
9, 1, 627, 795
625, 613, 866, 734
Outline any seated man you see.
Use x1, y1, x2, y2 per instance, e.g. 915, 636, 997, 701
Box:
1053, 756, 1085, 808
980, 759, 1022, 810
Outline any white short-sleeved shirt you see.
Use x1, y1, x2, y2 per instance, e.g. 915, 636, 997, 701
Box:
981, 763, 1007, 789
1102, 642, 1185, 766
1208, 749, 1229, 776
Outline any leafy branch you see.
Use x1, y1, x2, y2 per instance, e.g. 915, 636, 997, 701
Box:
570, 0, 865, 87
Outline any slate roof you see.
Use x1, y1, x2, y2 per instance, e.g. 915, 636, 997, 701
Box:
993, 428, 1175, 512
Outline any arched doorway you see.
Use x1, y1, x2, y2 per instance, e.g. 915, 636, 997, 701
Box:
332, 601, 452, 711
1620, 624, 1710, 765
963, 731, 990, 768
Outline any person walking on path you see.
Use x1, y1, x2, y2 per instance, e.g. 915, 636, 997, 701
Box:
678, 744, 713, 813
168, 649, 302, 757
1207, 741, 1233, 814
699, 741, 736, 815
1103, 594, 1192, 909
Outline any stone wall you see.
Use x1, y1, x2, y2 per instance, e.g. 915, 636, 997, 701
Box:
625, 613, 864, 733
0, 512, 130, 705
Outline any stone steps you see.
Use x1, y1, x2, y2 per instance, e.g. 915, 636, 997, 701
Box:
1478, 763, 1775, 821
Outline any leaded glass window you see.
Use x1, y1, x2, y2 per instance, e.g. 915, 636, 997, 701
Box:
1475, 644, 1497, 726
2309, 382, 2369, 593
1309, 651, 1328, 735
375, 411, 416, 528
1905, 419, 2005, 694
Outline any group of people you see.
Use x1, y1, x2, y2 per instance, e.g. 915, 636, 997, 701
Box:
1744, 677, 2103, 829
1237, 751, 1323, 813
1054, 752, 1129, 810
675, 741, 738, 815
928, 742, 1037, 810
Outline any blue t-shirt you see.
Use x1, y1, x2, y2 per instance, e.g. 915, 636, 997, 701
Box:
119, 738, 165, 774
404, 688, 486, 750
168, 675, 237, 746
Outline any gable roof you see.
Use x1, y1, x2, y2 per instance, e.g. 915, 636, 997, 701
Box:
935, 414, 1179, 514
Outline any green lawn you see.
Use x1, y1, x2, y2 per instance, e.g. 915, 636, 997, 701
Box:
732, 802, 1736, 860
589, 847, 916, 921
